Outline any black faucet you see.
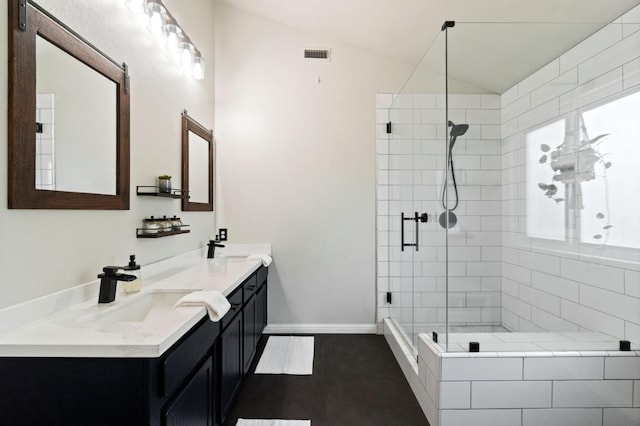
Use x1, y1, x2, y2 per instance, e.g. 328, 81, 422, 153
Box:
207, 239, 226, 259
97, 266, 137, 303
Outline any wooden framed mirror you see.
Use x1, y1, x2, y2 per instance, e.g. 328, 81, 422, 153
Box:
181, 111, 214, 212
8, 0, 130, 209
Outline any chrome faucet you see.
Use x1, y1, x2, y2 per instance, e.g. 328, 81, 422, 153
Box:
97, 266, 137, 303
207, 239, 226, 259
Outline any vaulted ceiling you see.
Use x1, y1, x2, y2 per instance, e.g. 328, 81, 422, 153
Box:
218, 0, 640, 93
219, 0, 640, 65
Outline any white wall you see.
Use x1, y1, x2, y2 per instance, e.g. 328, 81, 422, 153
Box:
214, 3, 413, 327
0, 0, 216, 309
500, 5, 640, 343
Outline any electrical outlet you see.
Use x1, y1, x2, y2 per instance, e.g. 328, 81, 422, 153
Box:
219, 228, 228, 241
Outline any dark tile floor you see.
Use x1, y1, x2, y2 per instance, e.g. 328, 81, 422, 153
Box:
223, 334, 429, 426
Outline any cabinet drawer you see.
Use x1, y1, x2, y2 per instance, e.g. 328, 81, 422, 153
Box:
242, 273, 258, 301
256, 265, 268, 287
221, 288, 243, 329
162, 318, 219, 397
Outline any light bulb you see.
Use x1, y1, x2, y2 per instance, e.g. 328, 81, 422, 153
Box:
146, 2, 166, 36
180, 41, 194, 72
164, 23, 182, 53
125, 0, 146, 14
192, 54, 205, 80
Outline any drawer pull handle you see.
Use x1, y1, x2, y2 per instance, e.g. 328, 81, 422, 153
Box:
245, 285, 256, 291
231, 303, 240, 310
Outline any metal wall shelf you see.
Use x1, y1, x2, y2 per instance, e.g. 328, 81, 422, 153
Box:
136, 228, 190, 238
136, 185, 188, 199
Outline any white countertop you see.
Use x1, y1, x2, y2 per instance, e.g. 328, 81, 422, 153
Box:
0, 245, 271, 358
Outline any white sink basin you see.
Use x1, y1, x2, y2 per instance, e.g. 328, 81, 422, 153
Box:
215, 255, 249, 260
78, 290, 195, 324
209, 255, 253, 266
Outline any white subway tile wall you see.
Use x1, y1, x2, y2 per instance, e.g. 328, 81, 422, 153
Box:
500, 11, 640, 342
553, 380, 633, 407
523, 408, 602, 426
439, 381, 471, 409
419, 334, 640, 426
376, 93, 502, 337
35, 93, 55, 190
440, 409, 522, 426
603, 408, 640, 426
523, 357, 604, 380
471, 380, 552, 408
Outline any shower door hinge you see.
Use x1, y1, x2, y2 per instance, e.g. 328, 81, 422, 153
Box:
386, 122, 392, 134
441, 20, 455, 31
386, 292, 392, 304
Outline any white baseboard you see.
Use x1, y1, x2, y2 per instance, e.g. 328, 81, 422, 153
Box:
264, 323, 377, 334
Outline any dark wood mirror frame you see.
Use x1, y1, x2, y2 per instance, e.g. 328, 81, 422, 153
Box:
181, 111, 214, 212
8, 0, 130, 209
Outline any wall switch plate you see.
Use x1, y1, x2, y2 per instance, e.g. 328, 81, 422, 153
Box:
219, 228, 228, 241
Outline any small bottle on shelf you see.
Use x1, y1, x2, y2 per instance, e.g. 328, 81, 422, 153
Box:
170, 215, 183, 231
143, 217, 161, 234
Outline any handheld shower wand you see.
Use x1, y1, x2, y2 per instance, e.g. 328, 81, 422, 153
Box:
439, 121, 469, 228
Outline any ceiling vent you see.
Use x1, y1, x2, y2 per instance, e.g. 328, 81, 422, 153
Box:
304, 48, 331, 61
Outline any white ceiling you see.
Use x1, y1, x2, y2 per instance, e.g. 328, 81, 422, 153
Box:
219, 0, 640, 66
219, 0, 640, 93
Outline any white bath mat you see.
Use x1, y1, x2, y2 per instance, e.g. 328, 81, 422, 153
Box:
254, 336, 314, 375
236, 420, 310, 426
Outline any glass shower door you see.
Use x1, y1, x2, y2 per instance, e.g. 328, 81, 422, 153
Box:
386, 91, 418, 352
385, 29, 450, 351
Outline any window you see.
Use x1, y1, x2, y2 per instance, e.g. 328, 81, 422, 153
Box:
525, 90, 640, 251
525, 119, 566, 241
581, 90, 640, 249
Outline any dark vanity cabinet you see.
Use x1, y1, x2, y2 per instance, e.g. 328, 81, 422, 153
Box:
219, 265, 269, 424
0, 315, 220, 426
219, 285, 245, 421
242, 274, 258, 372
244, 265, 269, 373
0, 265, 268, 426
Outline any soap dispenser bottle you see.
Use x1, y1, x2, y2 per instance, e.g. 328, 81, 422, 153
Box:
123, 254, 142, 293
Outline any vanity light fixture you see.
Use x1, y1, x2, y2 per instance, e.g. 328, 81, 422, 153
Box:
125, 0, 205, 80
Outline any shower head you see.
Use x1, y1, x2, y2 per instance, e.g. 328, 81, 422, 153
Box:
448, 121, 469, 138
448, 121, 469, 151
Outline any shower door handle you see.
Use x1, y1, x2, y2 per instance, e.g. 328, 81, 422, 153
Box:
401, 212, 427, 252
401, 212, 412, 251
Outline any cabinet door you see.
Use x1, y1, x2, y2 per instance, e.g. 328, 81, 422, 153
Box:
243, 295, 257, 373
164, 356, 213, 426
256, 282, 267, 336
220, 312, 243, 423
